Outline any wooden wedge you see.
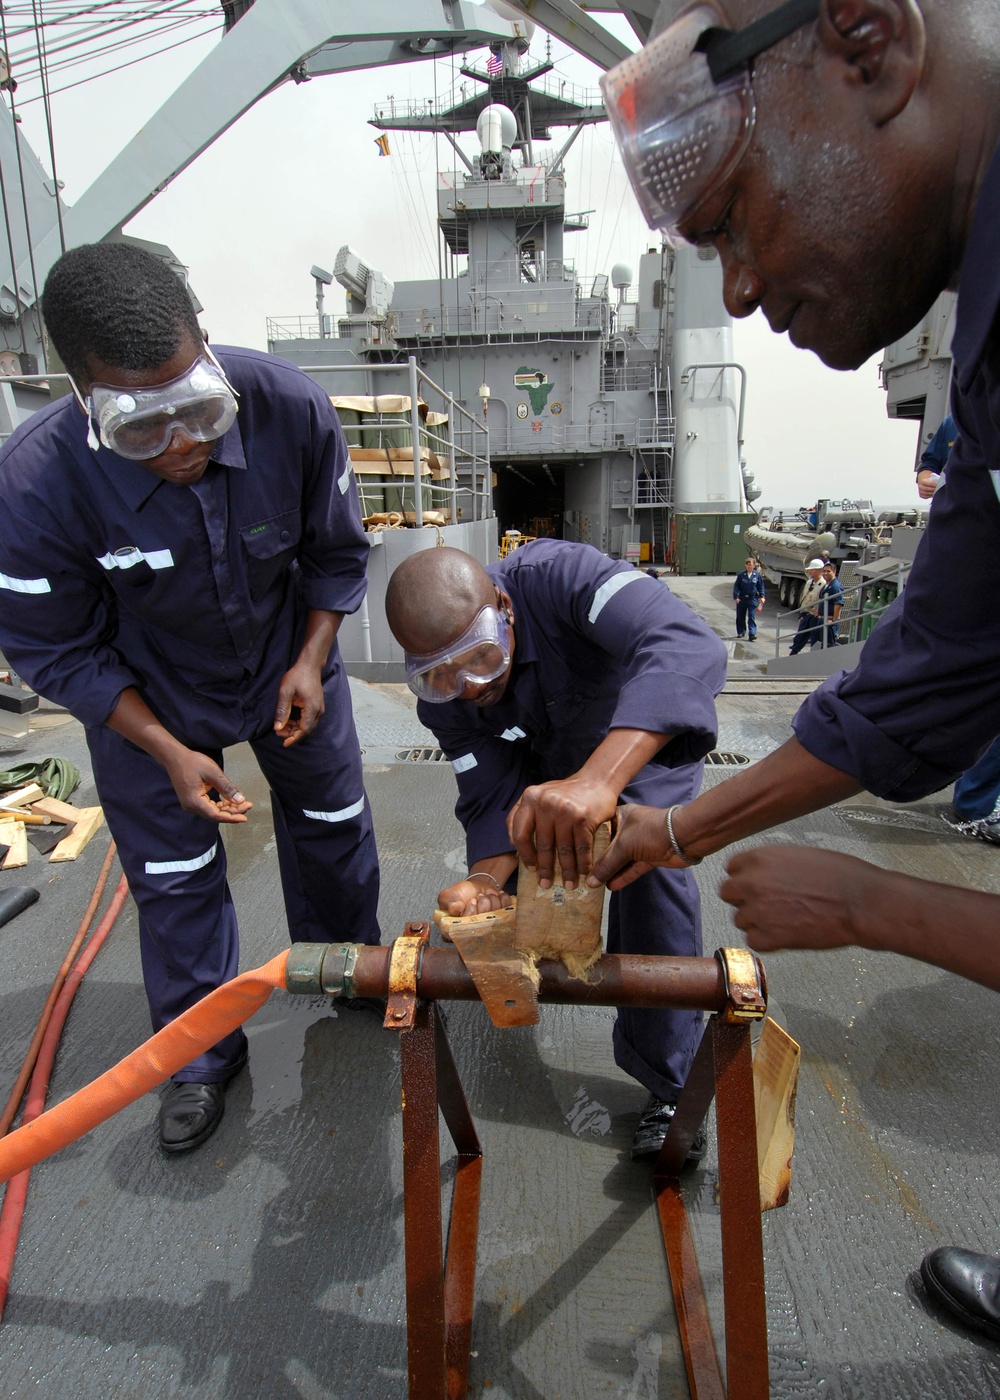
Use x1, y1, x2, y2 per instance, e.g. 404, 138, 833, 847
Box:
0, 817, 28, 869
48, 806, 104, 862
513, 823, 610, 979
1, 782, 45, 809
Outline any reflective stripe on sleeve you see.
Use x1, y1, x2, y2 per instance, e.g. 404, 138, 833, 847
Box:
587, 570, 643, 624
500, 726, 526, 741
451, 753, 478, 774
0, 571, 51, 594
991, 470, 1000, 508
303, 796, 365, 823
145, 841, 218, 876
338, 465, 352, 495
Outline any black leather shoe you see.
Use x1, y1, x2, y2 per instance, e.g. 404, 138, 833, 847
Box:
630, 1095, 707, 1164
921, 1247, 1000, 1342
158, 1080, 228, 1155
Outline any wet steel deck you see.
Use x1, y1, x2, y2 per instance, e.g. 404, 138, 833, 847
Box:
1, 577, 999, 1399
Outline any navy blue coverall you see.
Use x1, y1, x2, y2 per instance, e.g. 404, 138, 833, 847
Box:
793, 140, 1000, 795
733, 567, 765, 640
0, 347, 380, 1081
419, 541, 726, 1103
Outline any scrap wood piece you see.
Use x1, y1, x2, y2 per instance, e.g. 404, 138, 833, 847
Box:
29, 795, 82, 824
513, 823, 611, 980
432, 904, 539, 1027
0, 818, 28, 869
753, 1016, 801, 1212
0, 782, 45, 809
48, 806, 103, 862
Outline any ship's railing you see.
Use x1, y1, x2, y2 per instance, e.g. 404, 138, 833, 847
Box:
295, 357, 491, 537
600, 362, 658, 392
374, 72, 601, 126
772, 563, 912, 661
268, 315, 327, 342
489, 416, 674, 455
0, 370, 69, 444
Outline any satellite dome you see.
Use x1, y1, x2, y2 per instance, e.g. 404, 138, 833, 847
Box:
610, 263, 633, 290
477, 104, 517, 154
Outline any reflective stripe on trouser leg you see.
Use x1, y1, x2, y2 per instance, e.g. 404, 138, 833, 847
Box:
608, 759, 705, 1102
249, 659, 381, 946
85, 725, 248, 1083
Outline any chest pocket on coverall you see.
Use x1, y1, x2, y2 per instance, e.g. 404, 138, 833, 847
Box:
240, 510, 301, 601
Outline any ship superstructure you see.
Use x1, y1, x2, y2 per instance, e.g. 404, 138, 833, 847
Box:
266, 37, 756, 602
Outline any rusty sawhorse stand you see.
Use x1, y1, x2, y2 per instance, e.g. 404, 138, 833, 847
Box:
287, 928, 770, 1400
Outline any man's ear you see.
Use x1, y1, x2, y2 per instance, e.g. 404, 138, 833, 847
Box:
819, 0, 926, 125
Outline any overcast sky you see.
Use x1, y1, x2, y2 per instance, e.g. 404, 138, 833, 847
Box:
11, 4, 922, 509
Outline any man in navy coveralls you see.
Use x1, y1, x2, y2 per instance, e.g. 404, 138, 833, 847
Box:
0, 243, 380, 1154
386, 541, 726, 1160
591, 0, 1000, 1343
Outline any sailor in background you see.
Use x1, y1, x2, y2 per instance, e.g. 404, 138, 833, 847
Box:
732, 555, 765, 641
0, 243, 380, 1155
787, 559, 827, 654
819, 563, 845, 650
385, 541, 726, 1161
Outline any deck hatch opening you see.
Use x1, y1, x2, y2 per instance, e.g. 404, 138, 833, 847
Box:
705, 750, 750, 766
395, 747, 447, 763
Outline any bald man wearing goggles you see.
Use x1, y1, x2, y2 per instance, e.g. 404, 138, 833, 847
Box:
387, 541, 726, 1162
594, 0, 1000, 1340
0, 243, 380, 1156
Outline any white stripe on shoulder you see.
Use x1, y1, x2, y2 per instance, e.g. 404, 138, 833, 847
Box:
588, 570, 644, 624
303, 797, 365, 823
0, 571, 51, 595
451, 753, 478, 774
145, 842, 218, 876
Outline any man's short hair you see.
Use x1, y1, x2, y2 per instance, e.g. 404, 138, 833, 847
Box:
41, 242, 202, 382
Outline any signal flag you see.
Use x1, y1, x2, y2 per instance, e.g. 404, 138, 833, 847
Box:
375, 132, 391, 157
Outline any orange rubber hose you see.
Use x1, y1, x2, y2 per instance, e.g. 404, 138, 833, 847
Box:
0, 840, 118, 1140
0, 872, 129, 1319
0, 950, 289, 1188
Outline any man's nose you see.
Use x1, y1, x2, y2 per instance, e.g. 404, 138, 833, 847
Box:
162, 423, 199, 454
721, 255, 764, 319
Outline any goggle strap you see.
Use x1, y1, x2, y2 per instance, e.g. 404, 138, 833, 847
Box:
697, 0, 820, 83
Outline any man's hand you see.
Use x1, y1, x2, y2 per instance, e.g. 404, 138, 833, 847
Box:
587, 803, 689, 890
508, 774, 618, 889
718, 846, 867, 953
917, 469, 941, 500
273, 660, 325, 747
164, 749, 253, 824
437, 878, 514, 917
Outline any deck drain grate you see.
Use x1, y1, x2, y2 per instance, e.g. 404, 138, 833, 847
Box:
395, 747, 447, 763
705, 750, 750, 766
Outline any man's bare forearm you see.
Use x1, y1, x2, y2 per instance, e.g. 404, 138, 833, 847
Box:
675, 736, 861, 858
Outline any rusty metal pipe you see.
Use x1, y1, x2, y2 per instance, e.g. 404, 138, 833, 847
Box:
288, 943, 732, 1012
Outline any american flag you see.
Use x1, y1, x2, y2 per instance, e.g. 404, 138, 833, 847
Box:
486, 50, 503, 76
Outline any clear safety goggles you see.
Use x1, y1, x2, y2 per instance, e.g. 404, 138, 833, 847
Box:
72, 346, 239, 460
600, 0, 819, 242
405, 605, 511, 704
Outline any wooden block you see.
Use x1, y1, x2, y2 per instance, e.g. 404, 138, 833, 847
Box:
30, 796, 82, 824
0, 818, 28, 869
433, 904, 539, 1027
753, 1017, 801, 1212
48, 806, 104, 862
512, 823, 611, 978
1, 782, 45, 809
